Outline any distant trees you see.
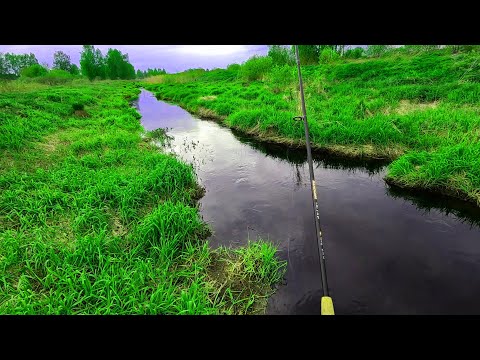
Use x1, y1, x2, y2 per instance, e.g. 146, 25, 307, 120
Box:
53, 51, 79, 75
344, 47, 365, 59
0, 54, 8, 79
267, 45, 343, 66
295, 45, 320, 65
106, 48, 135, 80
136, 68, 167, 79
80, 45, 108, 81
267, 45, 294, 66
1, 46, 171, 82
80, 45, 136, 81
365, 45, 392, 57
0, 52, 39, 77
319, 48, 340, 63
266, 45, 357, 65
80, 45, 100, 81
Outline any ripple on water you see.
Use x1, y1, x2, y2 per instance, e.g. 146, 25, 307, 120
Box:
137, 89, 480, 315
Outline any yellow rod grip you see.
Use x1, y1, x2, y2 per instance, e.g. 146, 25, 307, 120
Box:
321, 296, 335, 315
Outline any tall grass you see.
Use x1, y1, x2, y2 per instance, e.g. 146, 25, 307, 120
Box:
142, 50, 480, 206
0, 80, 285, 314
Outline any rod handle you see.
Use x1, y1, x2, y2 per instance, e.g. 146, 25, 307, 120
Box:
321, 296, 335, 315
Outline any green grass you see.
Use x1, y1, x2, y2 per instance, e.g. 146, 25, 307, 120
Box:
0, 80, 285, 314
143, 50, 480, 206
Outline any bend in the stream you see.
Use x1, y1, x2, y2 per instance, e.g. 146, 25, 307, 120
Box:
136, 89, 480, 315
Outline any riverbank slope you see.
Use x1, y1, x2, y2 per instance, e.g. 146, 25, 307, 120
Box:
143, 50, 480, 207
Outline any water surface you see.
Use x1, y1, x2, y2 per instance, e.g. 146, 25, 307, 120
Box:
136, 89, 480, 315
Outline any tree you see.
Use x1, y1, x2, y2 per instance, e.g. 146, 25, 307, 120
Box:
80, 45, 97, 80
53, 51, 80, 75
94, 48, 107, 80
293, 45, 320, 65
365, 45, 391, 57
105, 48, 136, 80
70, 64, 79, 76
344, 47, 365, 59
319, 48, 340, 63
53, 51, 74, 72
134, 68, 166, 79
0, 52, 38, 76
80, 45, 106, 80
0, 53, 6, 75
106, 48, 124, 79
268, 45, 294, 66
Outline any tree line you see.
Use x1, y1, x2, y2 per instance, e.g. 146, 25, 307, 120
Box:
80, 45, 136, 80
268, 45, 480, 66
136, 68, 167, 79
231, 44, 480, 83
0, 46, 169, 81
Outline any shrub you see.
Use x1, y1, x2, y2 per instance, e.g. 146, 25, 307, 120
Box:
267, 65, 295, 92
319, 48, 340, 63
72, 103, 85, 111
239, 56, 273, 82
267, 45, 295, 66
227, 63, 241, 72
20, 64, 48, 78
344, 47, 365, 59
365, 45, 392, 57
36, 69, 73, 85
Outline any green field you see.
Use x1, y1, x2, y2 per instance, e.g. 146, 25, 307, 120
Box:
2, 45, 480, 315
0, 80, 285, 314
143, 50, 480, 206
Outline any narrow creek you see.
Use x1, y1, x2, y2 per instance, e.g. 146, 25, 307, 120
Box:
136, 89, 480, 314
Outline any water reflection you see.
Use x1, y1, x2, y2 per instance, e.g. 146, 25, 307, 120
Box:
137, 89, 480, 315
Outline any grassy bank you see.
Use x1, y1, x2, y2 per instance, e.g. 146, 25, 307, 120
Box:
143, 50, 480, 206
0, 81, 285, 314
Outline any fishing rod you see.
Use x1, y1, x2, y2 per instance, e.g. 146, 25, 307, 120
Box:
293, 45, 334, 315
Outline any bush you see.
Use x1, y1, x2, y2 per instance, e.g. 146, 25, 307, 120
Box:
365, 45, 392, 58
70, 64, 80, 75
48, 69, 74, 78
458, 45, 480, 53
267, 65, 295, 92
20, 64, 48, 78
239, 56, 273, 82
267, 45, 294, 66
0, 74, 18, 80
72, 103, 85, 111
227, 63, 241, 72
344, 47, 365, 59
319, 48, 340, 63
35, 69, 74, 85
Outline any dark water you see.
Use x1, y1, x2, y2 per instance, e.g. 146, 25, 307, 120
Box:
136, 89, 480, 315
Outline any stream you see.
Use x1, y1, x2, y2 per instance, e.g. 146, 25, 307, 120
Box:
136, 89, 480, 315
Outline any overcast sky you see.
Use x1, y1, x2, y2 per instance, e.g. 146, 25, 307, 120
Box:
0, 45, 269, 73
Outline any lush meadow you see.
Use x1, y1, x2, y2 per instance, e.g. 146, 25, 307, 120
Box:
0, 80, 285, 314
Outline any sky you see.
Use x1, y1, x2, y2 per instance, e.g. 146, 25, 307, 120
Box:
0, 45, 269, 73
